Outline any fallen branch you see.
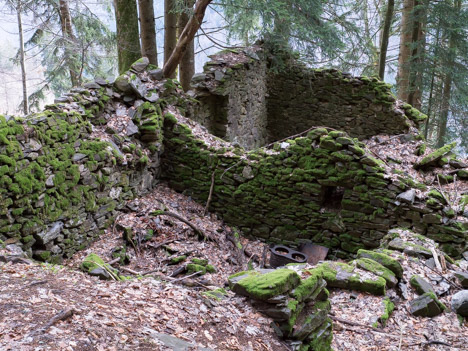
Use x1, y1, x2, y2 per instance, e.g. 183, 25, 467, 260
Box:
420, 261, 462, 290
151, 210, 215, 242
107, 258, 120, 265
170, 270, 203, 283
204, 168, 216, 216
30, 308, 75, 336
368, 134, 406, 147
430, 247, 443, 272
147, 239, 175, 251
120, 266, 141, 275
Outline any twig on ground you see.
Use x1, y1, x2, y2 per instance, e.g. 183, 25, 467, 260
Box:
420, 261, 462, 290
170, 270, 203, 283
147, 240, 175, 251
120, 266, 141, 275
107, 258, 120, 265
26, 280, 48, 288
368, 134, 406, 147
260, 244, 268, 268
204, 168, 216, 216
151, 210, 215, 242
30, 308, 75, 336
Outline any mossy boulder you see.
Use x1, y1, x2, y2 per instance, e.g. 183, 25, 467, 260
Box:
352, 258, 398, 288
415, 142, 456, 170
228, 268, 301, 300
357, 249, 403, 278
312, 261, 387, 295
410, 275, 435, 295
410, 292, 446, 317
80, 253, 119, 280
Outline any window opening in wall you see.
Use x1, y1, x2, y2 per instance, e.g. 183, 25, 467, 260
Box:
199, 95, 228, 139
319, 186, 345, 212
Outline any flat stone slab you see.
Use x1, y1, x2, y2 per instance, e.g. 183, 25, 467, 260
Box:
410, 293, 443, 317
410, 275, 435, 295
229, 268, 300, 300
357, 249, 403, 278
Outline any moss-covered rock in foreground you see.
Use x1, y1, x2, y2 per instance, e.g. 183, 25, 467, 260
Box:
312, 261, 387, 295
357, 249, 403, 278
229, 268, 301, 300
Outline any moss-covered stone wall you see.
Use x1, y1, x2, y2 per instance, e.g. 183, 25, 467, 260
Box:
190, 46, 427, 149
162, 116, 467, 257
0, 82, 161, 262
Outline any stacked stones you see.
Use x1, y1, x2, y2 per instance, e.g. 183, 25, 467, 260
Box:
163, 115, 467, 257
228, 268, 333, 351
0, 60, 169, 262
189, 46, 269, 149
189, 45, 427, 150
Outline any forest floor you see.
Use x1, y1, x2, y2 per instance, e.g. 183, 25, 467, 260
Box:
1, 183, 467, 351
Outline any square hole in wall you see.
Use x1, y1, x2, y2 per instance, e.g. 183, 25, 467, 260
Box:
320, 186, 345, 211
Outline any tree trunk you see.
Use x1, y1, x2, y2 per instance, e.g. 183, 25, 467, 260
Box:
164, 0, 178, 78
178, 0, 195, 91
378, 0, 394, 80
397, 0, 414, 102
58, 0, 79, 86
114, 0, 141, 74
138, 0, 158, 66
407, 0, 427, 108
436, 0, 460, 147
163, 0, 211, 79
16, 1, 28, 115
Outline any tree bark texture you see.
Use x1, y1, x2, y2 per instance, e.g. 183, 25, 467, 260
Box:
378, 0, 394, 80
163, 0, 212, 79
114, 0, 141, 74
164, 0, 178, 78
436, 0, 461, 147
58, 0, 79, 86
178, 0, 195, 91
138, 0, 158, 66
407, 0, 427, 109
397, 0, 414, 102
16, 1, 28, 115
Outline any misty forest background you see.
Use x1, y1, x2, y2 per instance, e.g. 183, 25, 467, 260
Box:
0, 0, 467, 154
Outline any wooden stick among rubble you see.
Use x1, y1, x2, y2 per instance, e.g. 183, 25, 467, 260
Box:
30, 308, 75, 336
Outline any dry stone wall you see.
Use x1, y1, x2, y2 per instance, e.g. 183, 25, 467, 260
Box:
190, 48, 269, 149
162, 116, 467, 258
0, 71, 164, 263
1, 54, 466, 263
189, 46, 427, 149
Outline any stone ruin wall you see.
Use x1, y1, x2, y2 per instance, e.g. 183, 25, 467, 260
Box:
162, 117, 467, 258
0, 56, 466, 262
0, 78, 165, 263
190, 52, 269, 149
189, 47, 427, 149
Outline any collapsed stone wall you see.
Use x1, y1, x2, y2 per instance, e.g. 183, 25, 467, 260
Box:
0, 70, 165, 262
1, 55, 466, 263
162, 114, 467, 257
189, 46, 427, 149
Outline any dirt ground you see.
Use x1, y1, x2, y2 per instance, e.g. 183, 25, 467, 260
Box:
1, 183, 467, 351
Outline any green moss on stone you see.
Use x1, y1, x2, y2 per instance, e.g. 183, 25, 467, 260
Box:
357, 249, 403, 278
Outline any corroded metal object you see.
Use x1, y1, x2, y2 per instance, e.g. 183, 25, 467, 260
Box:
269, 245, 308, 268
